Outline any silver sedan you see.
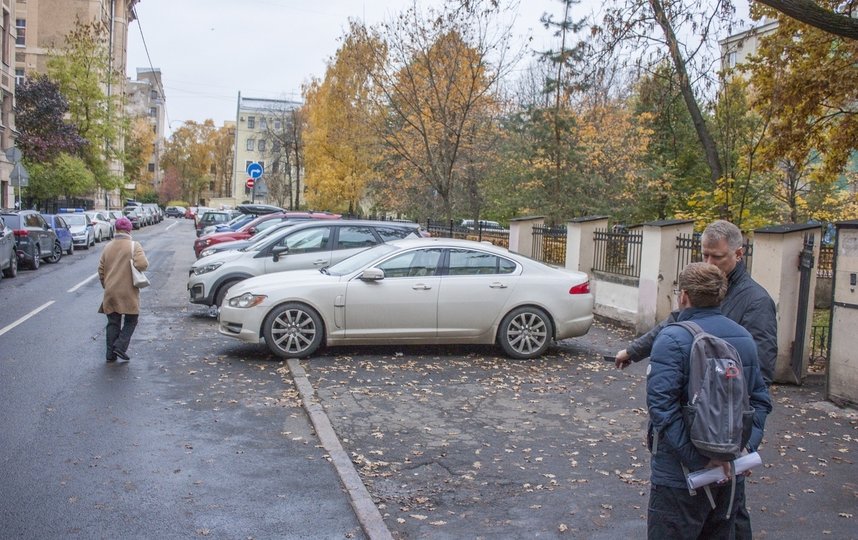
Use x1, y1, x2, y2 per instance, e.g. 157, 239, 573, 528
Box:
218, 238, 594, 359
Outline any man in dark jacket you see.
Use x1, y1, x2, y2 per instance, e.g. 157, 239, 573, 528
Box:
647, 262, 771, 539
616, 219, 778, 384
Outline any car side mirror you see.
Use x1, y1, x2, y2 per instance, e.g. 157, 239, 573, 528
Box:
248, 227, 257, 234
359, 268, 384, 281
271, 245, 289, 262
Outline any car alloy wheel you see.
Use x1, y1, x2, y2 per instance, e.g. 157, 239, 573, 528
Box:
498, 306, 553, 359
2, 253, 16, 278
263, 302, 324, 359
30, 247, 40, 270
46, 241, 62, 263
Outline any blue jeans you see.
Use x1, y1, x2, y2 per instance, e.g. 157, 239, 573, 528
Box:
106, 313, 138, 359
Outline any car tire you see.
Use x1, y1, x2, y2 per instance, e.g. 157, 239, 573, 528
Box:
95, 231, 102, 243
497, 306, 553, 360
67, 242, 74, 255
262, 302, 324, 359
2, 254, 16, 278
30, 246, 40, 270
46, 241, 62, 263
89, 233, 95, 248
214, 279, 242, 309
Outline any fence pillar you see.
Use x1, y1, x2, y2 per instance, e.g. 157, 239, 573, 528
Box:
753, 223, 821, 384
636, 219, 695, 334
566, 216, 609, 272
509, 216, 544, 256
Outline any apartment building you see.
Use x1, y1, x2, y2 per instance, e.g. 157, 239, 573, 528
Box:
14, 0, 140, 208
1, 0, 18, 208
125, 67, 165, 192
719, 19, 779, 73
232, 93, 302, 208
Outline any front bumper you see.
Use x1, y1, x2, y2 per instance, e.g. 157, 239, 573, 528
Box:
218, 303, 266, 344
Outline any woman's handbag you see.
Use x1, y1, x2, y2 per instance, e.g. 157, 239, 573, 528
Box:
130, 241, 150, 289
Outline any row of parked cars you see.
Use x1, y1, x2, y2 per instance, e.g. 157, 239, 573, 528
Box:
0, 204, 165, 281
188, 206, 594, 360
121, 202, 164, 229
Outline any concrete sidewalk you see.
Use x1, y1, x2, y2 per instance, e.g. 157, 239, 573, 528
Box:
298, 320, 857, 539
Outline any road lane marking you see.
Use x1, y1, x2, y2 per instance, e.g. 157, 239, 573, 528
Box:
68, 273, 99, 293
165, 221, 178, 232
0, 301, 55, 338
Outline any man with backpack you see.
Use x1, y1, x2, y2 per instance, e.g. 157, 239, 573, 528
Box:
647, 262, 771, 539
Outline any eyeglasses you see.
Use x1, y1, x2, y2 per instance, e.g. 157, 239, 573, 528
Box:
673, 288, 682, 296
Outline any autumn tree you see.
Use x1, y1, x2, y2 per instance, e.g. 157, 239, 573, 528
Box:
124, 117, 156, 196
302, 26, 382, 214
356, 0, 518, 220
27, 153, 96, 201
161, 120, 221, 204
753, 0, 858, 39
743, 3, 858, 223
15, 74, 87, 163
47, 20, 122, 192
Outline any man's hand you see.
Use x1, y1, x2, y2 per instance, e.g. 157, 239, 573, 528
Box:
615, 349, 631, 370
707, 460, 733, 484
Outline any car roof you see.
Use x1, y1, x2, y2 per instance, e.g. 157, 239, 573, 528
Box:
385, 236, 511, 253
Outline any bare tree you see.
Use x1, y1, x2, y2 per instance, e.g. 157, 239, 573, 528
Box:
259, 102, 304, 209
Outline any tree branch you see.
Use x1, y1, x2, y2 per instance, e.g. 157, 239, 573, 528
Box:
754, 0, 858, 40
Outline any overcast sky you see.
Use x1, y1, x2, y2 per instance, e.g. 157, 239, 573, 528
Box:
125, 0, 601, 129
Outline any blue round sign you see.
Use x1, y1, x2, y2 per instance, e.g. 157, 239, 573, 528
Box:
246, 162, 264, 179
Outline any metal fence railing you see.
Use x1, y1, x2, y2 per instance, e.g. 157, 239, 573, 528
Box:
531, 225, 567, 266
810, 324, 830, 365
426, 220, 509, 248
593, 228, 643, 278
817, 245, 834, 278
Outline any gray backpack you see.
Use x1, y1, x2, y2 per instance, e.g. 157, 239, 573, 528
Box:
673, 321, 754, 461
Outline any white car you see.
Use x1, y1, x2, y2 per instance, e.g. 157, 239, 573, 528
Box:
59, 213, 96, 249
84, 211, 113, 242
188, 220, 425, 308
218, 238, 594, 360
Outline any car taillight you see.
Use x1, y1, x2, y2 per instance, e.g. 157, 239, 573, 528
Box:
569, 282, 590, 294
13, 229, 28, 238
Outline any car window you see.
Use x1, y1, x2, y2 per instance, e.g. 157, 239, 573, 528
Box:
25, 214, 42, 227
277, 227, 331, 254
63, 214, 86, 225
55, 216, 67, 229
3, 215, 19, 228
254, 218, 284, 232
447, 248, 516, 276
377, 248, 443, 278
375, 226, 417, 241
336, 226, 379, 250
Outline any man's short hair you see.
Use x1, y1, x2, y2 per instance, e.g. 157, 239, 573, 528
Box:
702, 220, 743, 250
678, 262, 727, 308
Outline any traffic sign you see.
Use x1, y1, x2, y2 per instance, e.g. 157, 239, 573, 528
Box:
245, 178, 255, 189
246, 162, 263, 179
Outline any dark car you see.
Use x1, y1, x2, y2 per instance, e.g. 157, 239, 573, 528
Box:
0, 215, 18, 280
195, 210, 237, 237
0, 210, 61, 269
123, 206, 145, 229
43, 214, 75, 255
165, 205, 186, 218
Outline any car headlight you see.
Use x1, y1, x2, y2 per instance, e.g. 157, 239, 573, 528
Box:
193, 261, 224, 275
228, 292, 267, 308
199, 248, 217, 258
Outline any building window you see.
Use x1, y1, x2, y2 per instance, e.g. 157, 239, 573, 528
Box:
148, 163, 155, 172
272, 141, 281, 153
274, 120, 282, 130
245, 160, 254, 174
726, 51, 737, 68
247, 116, 255, 129
246, 139, 255, 151
2, 12, 10, 66
14, 68, 24, 85
259, 117, 267, 130
258, 139, 266, 152
272, 161, 279, 173
149, 107, 157, 117
15, 19, 24, 47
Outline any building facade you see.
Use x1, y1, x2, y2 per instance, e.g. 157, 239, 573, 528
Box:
13, 0, 140, 209
1, 0, 18, 208
125, 67, 165, 193
233, 93, 303, 209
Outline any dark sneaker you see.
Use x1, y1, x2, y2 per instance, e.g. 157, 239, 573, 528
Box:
113, 349, 130, 361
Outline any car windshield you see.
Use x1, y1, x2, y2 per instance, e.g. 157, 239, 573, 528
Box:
327, 243, 399, 276
63, 214, 87, 225
241, 222, 301, 251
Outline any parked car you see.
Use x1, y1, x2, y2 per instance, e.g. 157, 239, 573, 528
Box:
217, 237, 594, 359
0, 215, 18, 279
0, 209, 61, 269
82, 210, 114, 241
43, 214, 75, 255
197, 221, 305, 259
460, 219, 507, 232
195, 210, 237, 237
165, 206, 186, 218
189, 220, 425, 308
60, 212, 96, 249
193, 211, 342, 258
123, 206, 145, 229
143, 203, 163, 223
204, 204, 285, 236
108, 210, 124, 223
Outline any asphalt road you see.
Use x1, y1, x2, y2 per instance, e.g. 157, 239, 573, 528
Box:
0, 218, 364, 539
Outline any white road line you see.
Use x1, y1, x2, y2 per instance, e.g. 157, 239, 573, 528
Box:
0, 301, 55, 338
68, 273, 99, 293
165, 221, 178, 232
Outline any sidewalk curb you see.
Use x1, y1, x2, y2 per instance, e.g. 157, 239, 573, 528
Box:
287, 359, 394, 540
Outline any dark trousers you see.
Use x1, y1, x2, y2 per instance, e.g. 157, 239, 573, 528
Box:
734, 485, 752, 539
106, 313, 138, 359
648, 482, 744, 540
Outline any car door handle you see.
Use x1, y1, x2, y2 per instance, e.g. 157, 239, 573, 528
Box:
313, 259, 329, 266
412, 284, 432, 290
489, 282, 508, 289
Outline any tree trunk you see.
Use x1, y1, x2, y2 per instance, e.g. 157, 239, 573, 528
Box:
755, 0, 858, 40
649, 0, 727, 217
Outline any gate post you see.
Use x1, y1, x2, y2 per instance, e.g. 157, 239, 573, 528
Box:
508, 216, 544, 257
826, 220, 858, 407
565, 216, 609, 272
753, 223, 821, 384
637, 219, 695, 333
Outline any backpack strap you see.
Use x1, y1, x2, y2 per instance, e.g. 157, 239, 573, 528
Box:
670, 320, 704, 336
